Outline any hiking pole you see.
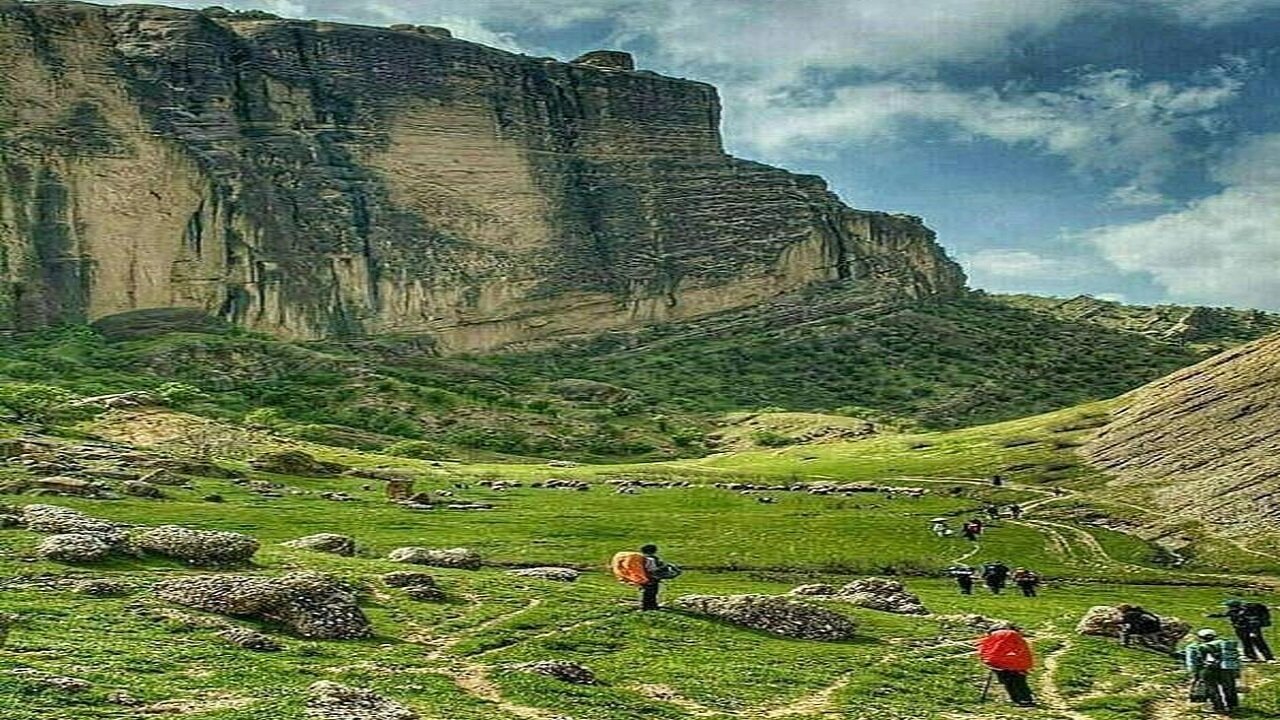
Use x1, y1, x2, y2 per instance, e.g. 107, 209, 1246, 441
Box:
980, 670, 994, 702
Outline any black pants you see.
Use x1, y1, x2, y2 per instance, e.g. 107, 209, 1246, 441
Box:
986, 579, 1005, 594
1236, 627, 1274, 661
1017, 582, 1037, 597
1200, 669, 1240, 713
640, 581, 660, 610
995, 670, 1034, 705
956, 578, 973, 595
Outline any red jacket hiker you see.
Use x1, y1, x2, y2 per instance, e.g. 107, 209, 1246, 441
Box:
978, 628, 1037, 707
979, 628, 1034, 671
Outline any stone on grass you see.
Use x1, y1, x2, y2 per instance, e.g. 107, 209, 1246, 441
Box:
835, 578, 929, 615
133, 525, 259, 565
306, 681, 418, 720
138, 469, 189, 486
216, 627, 282, 652
381, 571, 436, 588
1076, 606, 1190, 652
250, 451, 347, 477
33, 476, 103, 497
20, 505, 123, 542
789, 584, 837, 596
282, 533, 357, 557
386, 547, 481, 569
155, 572, 371, 640
507, 567, 580, 582
10, 668, 91, 693
36, 533, 113, 564
514, 660, 596, 684
935, 614, 1011, 634
74, 579, 128, 597
121, 480, 165, 499
673, 594, 856, 641
402, 585, 446, 602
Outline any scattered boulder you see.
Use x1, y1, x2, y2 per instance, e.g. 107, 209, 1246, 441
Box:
155, 572, 372, 640
387, 547, 481, 569
835, 578, 929, 615
36, 533, 113, 564
20, 505, 123, 542
10, 668, 91, 693
935, 614, 1011, 634
73, 579, 129, 597
402, 585, 446, 602
507, 567, 580, 582
282, 533, 356, 557
33, 476, 104, 497
381, 571, 436, 588
673, 594, 856, 641
122, 480, 165, 499
789, 584, 837, 596
249, 451, 346, 477
216, 627, 282, 652
1076, 606, 1189, 651
306, 681, 418, 720
133, 526, 259, 565
514, 659, 596, 684
138, 469, 189, 486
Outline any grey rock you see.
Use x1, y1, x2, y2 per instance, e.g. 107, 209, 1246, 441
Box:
121, 480, 165, 499
835, 578, 930, 615
507, 567, 580, 582
306, 681, 418, 720
673, 594, 856, 641
381, 571, 436, 588
282, 533, 357, 557
133, 525, 259, 565
386, 547, 480, 570
514, 659, 596, 684
215, 627, 282, 652
155, 572, 372, 640
20, 505, 124, 543
36, 533, 113, 563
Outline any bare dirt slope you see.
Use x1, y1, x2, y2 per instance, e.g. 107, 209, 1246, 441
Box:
1084, 331, 1280, 531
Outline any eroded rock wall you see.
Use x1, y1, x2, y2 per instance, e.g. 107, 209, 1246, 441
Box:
0, 1, 965, 351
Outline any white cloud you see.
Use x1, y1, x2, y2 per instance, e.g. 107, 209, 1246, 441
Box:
962, 249, 1091, 280
1086, 133, 1280, 310
731, 66, 1247, 203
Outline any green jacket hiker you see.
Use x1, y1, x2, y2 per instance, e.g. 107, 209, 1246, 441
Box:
1185, 629, 1241, 715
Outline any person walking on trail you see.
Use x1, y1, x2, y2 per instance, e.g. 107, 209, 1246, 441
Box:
962, 521, 982, 542
931, 519, 952, 538
949, 563, 977, 595
1008, 504, 1024, 519
1209, 599, 1274, 663
982, 561, 1010, 594
1185, 628, 1242, 715
977, 624, 1036, 707
611, 544, 681, 611
1011, 568, 1040, 597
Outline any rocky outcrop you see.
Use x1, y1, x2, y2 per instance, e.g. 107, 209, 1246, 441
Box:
0, 2, 964, 350
1084, 331, 1280, 528
673, 594, 856, 641
306, 681, 417, 720
155, 572, 372, 639
133, 525, 260, 565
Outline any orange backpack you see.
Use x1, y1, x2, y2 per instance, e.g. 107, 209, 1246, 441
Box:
611, 551, 650, 586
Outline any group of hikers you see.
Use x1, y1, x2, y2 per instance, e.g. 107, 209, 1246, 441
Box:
931, 510, 1021, 540
948, 561, 1041, 596
610, 544, 1273, 716
981, 600, 1274, 715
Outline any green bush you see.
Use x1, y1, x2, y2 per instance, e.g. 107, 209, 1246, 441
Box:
154, 382, 210, 408
751, 429, 795, 448
0, 383, 78, 422
384, 439, 451, 460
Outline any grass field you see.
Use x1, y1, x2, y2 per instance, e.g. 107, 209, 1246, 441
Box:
2, 406, 1279, 719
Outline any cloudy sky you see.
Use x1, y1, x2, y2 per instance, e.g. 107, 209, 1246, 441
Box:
100, 0, 1280, 309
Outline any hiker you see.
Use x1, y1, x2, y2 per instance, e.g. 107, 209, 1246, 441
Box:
1011, 567, 1040, 597
931, 519, 952, 538
949, 563, 976, 595
1209, 599, 1274, 663
1185, 628, 1241, 715
1008, 504, 1024, 519
991, 475, 1005, 487
982, 561, 1010, 594
977, 624, 1036, 707
1118, 604, 1168, 652
985, 505, 1002, 522
962, 521, 981, 542
611, 544, 681, 610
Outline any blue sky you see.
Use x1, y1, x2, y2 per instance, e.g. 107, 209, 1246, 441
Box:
97, 0, 1280, 309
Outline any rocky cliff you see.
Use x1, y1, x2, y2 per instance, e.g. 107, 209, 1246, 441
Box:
1084, 331, 1280, 530
0, 1, 964, 351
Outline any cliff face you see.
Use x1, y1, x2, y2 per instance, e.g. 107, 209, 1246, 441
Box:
0, 1, 965, 351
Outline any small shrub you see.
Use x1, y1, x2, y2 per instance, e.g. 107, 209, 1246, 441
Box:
384, 440, 451, 460
752, 430, 795, 448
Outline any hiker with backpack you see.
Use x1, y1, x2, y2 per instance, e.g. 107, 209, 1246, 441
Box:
1011, 568, 1040, 597
1209, 599, 1274, 663
977, 623, 1036, 707
1117, 604, 1173, 653
949, 563, 977, 595
611, 544, 681, 611
1185, 628, 1242, 715
982, 561, 1010, 594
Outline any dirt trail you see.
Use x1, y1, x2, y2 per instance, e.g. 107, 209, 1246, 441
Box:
1036, 636, 1095, 720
